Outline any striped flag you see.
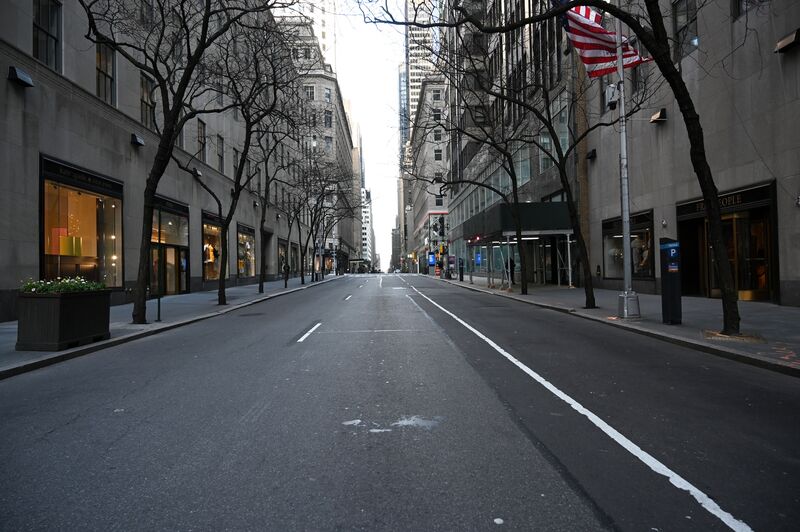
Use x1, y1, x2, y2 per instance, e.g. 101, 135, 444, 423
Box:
553, 1, 649, 78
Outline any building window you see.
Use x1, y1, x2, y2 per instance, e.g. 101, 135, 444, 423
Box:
197, 120, 206, 163
139, 0, 154, 25
202, 221, 223, 281
432, 88, 441, 101
324, 87, 332, 103
217, 135, 225, 173
42, 178, 123, 287
732, 0, 758, 19
433, 109, 442, 122
96, 43, 115, 105
233, 148, 240, 176
237, 225, 256, 277
324, 136, 333, 152
433, 129, 442, 141
140, 73, 155, 129
435, 195, 443, 206
673, 0, 698, 61
304, 85, 315, 100
33, 0, 61, 71
176, 110, 184, 148
602, 211, 654, 279
434, 149, 442, 161
324, 110, 333, 128
540, 91, 568, 173
303, 47, 311, 59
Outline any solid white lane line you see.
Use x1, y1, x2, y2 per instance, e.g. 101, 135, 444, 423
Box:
409, 286, 752, 532
297, 322, 322, 343
359, 285, 364, 288
345, 295, 352, 301
379, 276, 383, 288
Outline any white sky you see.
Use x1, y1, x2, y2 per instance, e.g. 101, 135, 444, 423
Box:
333, 2, 406, 269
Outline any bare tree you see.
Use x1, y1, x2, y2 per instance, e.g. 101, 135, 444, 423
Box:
78, 0, 295, 323
174, 16, 303, 304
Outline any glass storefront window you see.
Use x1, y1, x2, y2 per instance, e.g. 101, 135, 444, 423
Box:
203, 222, 223, 281
43, 180, 122, 287
151, 210, 189, 246
237, 227, 256, 277
602, 211, 654, 279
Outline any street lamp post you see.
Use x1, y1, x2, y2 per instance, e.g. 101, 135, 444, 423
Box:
615, 10, 640, 319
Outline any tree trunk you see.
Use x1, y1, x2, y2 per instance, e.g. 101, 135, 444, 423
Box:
218, 226, 228, 305
258, 204, 268, 294
259, 229, 267, 293
132, 144, 173, 324
644, 12, 739, 333
509, 189, 528, 296
560, 166, 595, 309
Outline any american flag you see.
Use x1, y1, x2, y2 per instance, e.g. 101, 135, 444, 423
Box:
553, 1, 649, 78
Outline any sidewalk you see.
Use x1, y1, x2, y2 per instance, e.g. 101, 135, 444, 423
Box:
440, 274, 800, 377
0, 275, 342, 380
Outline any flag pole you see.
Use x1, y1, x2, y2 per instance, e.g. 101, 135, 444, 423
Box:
615, 5, 640, 319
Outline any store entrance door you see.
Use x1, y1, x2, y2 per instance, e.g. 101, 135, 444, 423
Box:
707, 210, 771, 301
150, 244, 189, 296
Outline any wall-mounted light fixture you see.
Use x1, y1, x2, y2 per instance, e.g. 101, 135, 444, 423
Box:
661, 219, 668, 228
130, 133, 145, 146
8, 66, 34, 88
796, 194, 800, 207
253, 200, 259, 208
650, 108, 667, 123
775, 28, 800, 54
192, 167, 202, 178
586, 148, 597, 160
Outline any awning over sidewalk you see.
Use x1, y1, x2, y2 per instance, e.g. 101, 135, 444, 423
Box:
463, 202, 572, 243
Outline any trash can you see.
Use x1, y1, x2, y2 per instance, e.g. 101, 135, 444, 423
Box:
659, 238, 682, 325
458, 258, 464, 281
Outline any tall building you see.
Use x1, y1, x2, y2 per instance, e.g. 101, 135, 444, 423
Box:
405, 0, 436, 134
278, 0, 338, 71
408, 78, 450, 273
398, 63, 410, 160
361, 189, 375, 267
284, 17, 359, 272
584, 0, 800, 305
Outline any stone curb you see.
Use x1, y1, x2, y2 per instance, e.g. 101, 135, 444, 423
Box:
0, 276, 344, 381
439, 278, 800, 378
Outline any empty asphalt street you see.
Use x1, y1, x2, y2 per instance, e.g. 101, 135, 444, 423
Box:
1, 274, 798, 531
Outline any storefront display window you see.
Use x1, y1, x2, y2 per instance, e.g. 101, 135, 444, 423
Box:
43, 179, 122, 287
151, 210, 189, 246
237, 225, 256, 277
278, 240, 288, 273
203, 222, 223, 281
602, 211, 654, 279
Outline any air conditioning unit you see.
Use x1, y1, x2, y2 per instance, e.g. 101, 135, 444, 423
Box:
605, 83, 619, 111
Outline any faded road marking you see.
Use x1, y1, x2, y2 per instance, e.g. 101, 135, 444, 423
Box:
345, 295, 352, 301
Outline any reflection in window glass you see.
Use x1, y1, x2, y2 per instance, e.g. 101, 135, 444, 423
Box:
203, 223, 223, 280
602, 212, 654, 279
43, 180, 122, 286
238, 229, 256, 277
151, 210, 189, 246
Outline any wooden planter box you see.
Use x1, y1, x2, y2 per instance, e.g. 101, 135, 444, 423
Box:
16, 290, 111, 351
